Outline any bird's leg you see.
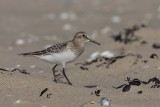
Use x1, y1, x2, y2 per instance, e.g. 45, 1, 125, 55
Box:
52, 64, 58, 83
62, 68, 72, 85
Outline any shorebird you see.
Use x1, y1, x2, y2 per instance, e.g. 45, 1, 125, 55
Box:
19, 32, 100, 85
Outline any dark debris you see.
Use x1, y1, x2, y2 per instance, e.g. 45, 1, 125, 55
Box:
40, 88, 48, 97
80, 66, 88, 70
113, 77, 143, 92
46, 93, 52, 98
138, 91, 143, 94
95, 89, 101, 96
140, 40, 147, 45
0, 67, 30, 75
84, 85, 97, 88
111, 24, 146, 44
76, 53, 142, 70
146, 77, 160, 88
153, 43, 160, 49
40, 88, 52, 98
150, 54, 158, 59
113, 77, 160, 93
0, 68, 8, 71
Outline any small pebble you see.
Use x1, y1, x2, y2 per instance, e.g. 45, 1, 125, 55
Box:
60, 12, 69, 20
16, 39, 25, 45
157, 67, 160, 70
101, 26, 111, 34
63, 24, 72, 31
111, 16, 121, 23
15, 64, 21, 68
89, 101, 95, 104
30, 65, 36, 69
14, 99, 21, 104
81, 101, 97, 107
141, 65, 150, 69
6, 95, 12, 97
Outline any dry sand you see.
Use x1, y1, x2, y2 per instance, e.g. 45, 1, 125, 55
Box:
0, 0, 160, 107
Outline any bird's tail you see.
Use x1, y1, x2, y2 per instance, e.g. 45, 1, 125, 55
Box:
18, 52, 33, 56
18, 51, 40, 56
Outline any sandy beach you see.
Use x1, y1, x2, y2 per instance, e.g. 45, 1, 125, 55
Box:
0, 0, 160, 107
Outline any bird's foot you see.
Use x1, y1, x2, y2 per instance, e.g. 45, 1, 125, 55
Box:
53, 79, 58, 83
68, 82, 72, 85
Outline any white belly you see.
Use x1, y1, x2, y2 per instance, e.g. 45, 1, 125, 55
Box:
36, 51, 77, 64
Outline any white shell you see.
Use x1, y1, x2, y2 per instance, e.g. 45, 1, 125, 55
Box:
100, 97, 111, 106
87, 51, 100, 62
100, 51, 114, 58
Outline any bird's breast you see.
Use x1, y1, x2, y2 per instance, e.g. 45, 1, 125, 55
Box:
37, 51, 77, 64
75, 46, 84, 57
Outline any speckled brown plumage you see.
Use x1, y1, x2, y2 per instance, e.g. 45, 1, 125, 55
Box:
19, 42, 68, 56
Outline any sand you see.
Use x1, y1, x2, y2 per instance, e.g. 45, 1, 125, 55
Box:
0, 0, 160, 107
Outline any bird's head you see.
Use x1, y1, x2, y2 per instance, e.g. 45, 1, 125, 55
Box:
73, 32, 101, 45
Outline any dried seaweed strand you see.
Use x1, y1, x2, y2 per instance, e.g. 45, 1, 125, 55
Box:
0, 67, 30, 75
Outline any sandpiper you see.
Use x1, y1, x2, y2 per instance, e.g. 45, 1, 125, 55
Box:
19, 32, 100, 85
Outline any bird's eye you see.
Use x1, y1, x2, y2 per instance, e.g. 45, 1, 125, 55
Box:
82, 34, 86, 37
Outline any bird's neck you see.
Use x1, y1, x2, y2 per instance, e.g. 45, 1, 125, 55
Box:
72, 39, 85, 48
72, 39, 85, 57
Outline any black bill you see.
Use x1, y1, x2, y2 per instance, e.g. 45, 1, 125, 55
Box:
89, 39, 101, 45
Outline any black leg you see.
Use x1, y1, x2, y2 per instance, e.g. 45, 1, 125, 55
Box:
52, 64, 58, 83
62, 68, 72, 85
